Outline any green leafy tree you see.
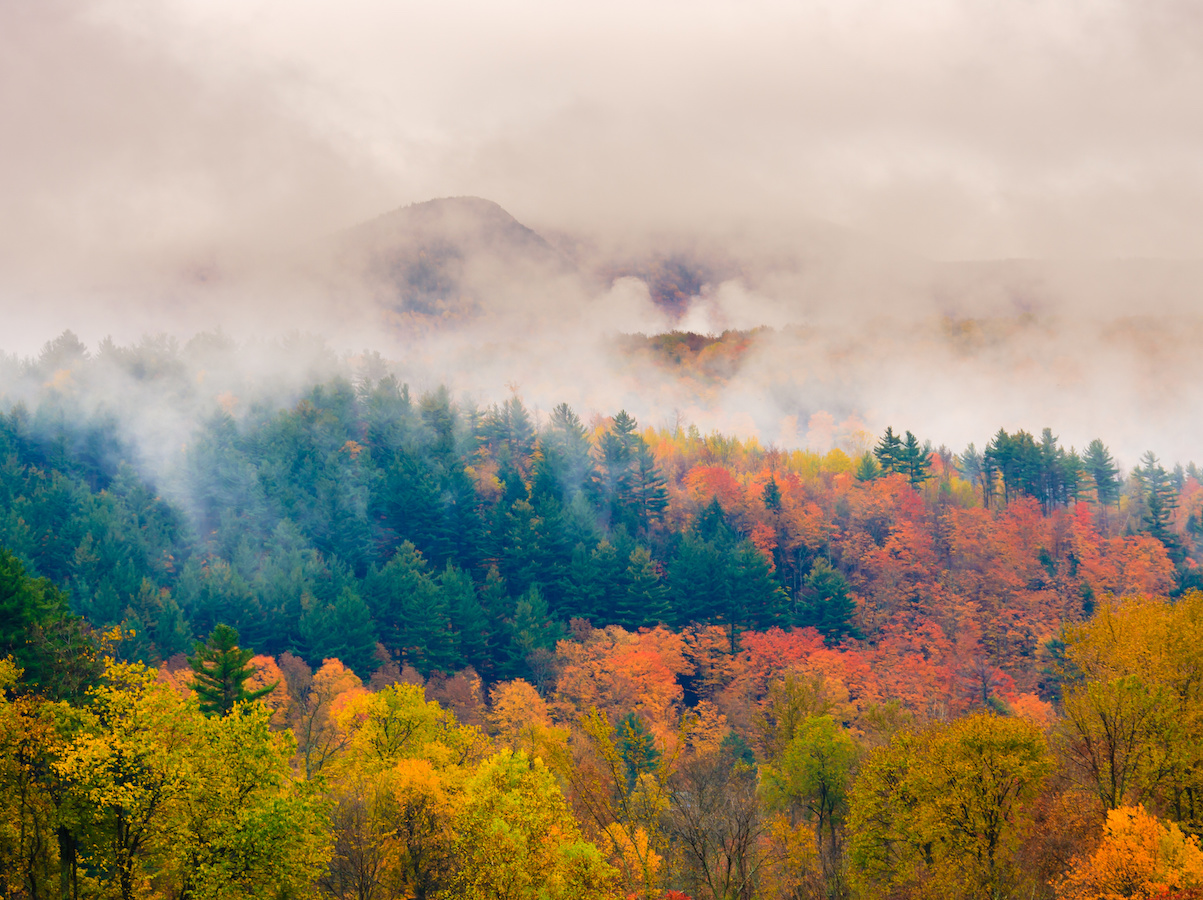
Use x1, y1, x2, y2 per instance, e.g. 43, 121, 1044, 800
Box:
765, 714, 859, 880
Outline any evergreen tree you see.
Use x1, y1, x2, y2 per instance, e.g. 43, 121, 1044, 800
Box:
298, 588, 379, 679
762, 475, 783, 509
796, 559, 860, 646
188, 624, 277, 716
629, 441, 669, 536
1136, 451, 1179, 548
1084, 438, 1121, 508
535, 403, 597, 509
617, 545, 671, 629
873, 427, 904, 475
957, 443, 983, 490
0, 547, 100, 698
442, 563, 492, 675
855, 452, 881, 482
619, 712, 661, 792
595, 410, 640, 530
900, 431, 931, 488
985, 429, 1041, 504
503, 585, 562, 680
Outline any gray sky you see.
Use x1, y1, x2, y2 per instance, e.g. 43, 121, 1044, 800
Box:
4, 0, 1203, 465
4, 0, 1203, 276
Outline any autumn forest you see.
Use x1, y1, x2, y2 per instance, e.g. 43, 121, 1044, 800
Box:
3, 331, 1203, 900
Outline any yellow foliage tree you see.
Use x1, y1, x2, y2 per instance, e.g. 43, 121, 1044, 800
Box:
1061, 593, 1203, 827
488, 678, 567, 760
450, 749, 617, 900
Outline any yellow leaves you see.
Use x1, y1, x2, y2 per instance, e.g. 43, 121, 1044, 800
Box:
758, 812, 820, 900
1060, 592, 1203, 817
598, 823, 661, 890
489, 678, 568, 760
684, 699, 728, 757
1058, 805, 1203, 900
452, 749, 617, 900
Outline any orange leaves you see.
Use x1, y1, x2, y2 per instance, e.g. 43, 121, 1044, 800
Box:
554, 626, 691, 741
1058, 806, 1203, 900
684, 466, 744, 512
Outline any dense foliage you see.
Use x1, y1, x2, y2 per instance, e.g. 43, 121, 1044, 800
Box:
4, 330, 1203, 898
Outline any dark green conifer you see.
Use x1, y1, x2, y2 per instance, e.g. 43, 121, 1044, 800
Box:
617, 546, 670, 629
855, 452, 881, 482
762, 475, 783, 509
187, 624, 277, 716
873, 427, 904, 475
796, 559, 860, 646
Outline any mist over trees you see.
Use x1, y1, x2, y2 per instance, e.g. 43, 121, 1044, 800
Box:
3, 329, 1203, 898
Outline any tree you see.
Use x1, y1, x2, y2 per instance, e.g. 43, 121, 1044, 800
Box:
630, 441, 670, 536
55, 662, 192, 900
617, 546, 671, 630
187, 624, 277, 717
957, 443, 984, 490
0, 658, 63, 897
449, 749, 617, 900
856, 451, 882, 482
665, 742, 770, 900
1137, 451, 1180, 548
1085, 438, 1122, 509
1058, 805, 1203, 900
873, 428, 904, 475
900, 431, 931, 488
298, 587, 380, 679
0, 547, 100, 699
165, 701, 330, 899
795, 559, 860, 646
1059, 593, 1203, 828
849, 714, 1051, 900
567, 708, 682, 898
765, 714, 859, 884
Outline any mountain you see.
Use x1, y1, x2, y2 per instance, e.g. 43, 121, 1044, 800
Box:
330, 197, 573, 324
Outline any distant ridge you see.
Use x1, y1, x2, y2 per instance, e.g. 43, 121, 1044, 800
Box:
333, 197, 570, 321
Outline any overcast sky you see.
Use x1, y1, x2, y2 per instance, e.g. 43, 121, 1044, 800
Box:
4, 0, 1203, 279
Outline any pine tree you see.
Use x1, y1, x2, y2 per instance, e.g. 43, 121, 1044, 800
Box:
188, 624, 277, 716
619, 712, 661, 792
874, 427, 904, 475
796, 559, 860, 646
762, 475, 783, 509
617, 546, 671, 629
630, 440, 669, 535
855, 452, 881, 482
1084, 438, 1121, 508
442, 563, 492, 675
1136, 451, 1179, 546
957, 444, 983, 489
900, 431, 931, 488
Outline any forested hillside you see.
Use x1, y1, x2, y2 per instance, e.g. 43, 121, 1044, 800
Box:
3, 331, 1203, 899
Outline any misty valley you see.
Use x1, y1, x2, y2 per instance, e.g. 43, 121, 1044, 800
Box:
7, 0, 1203, 894
1, 324, 1202, 900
